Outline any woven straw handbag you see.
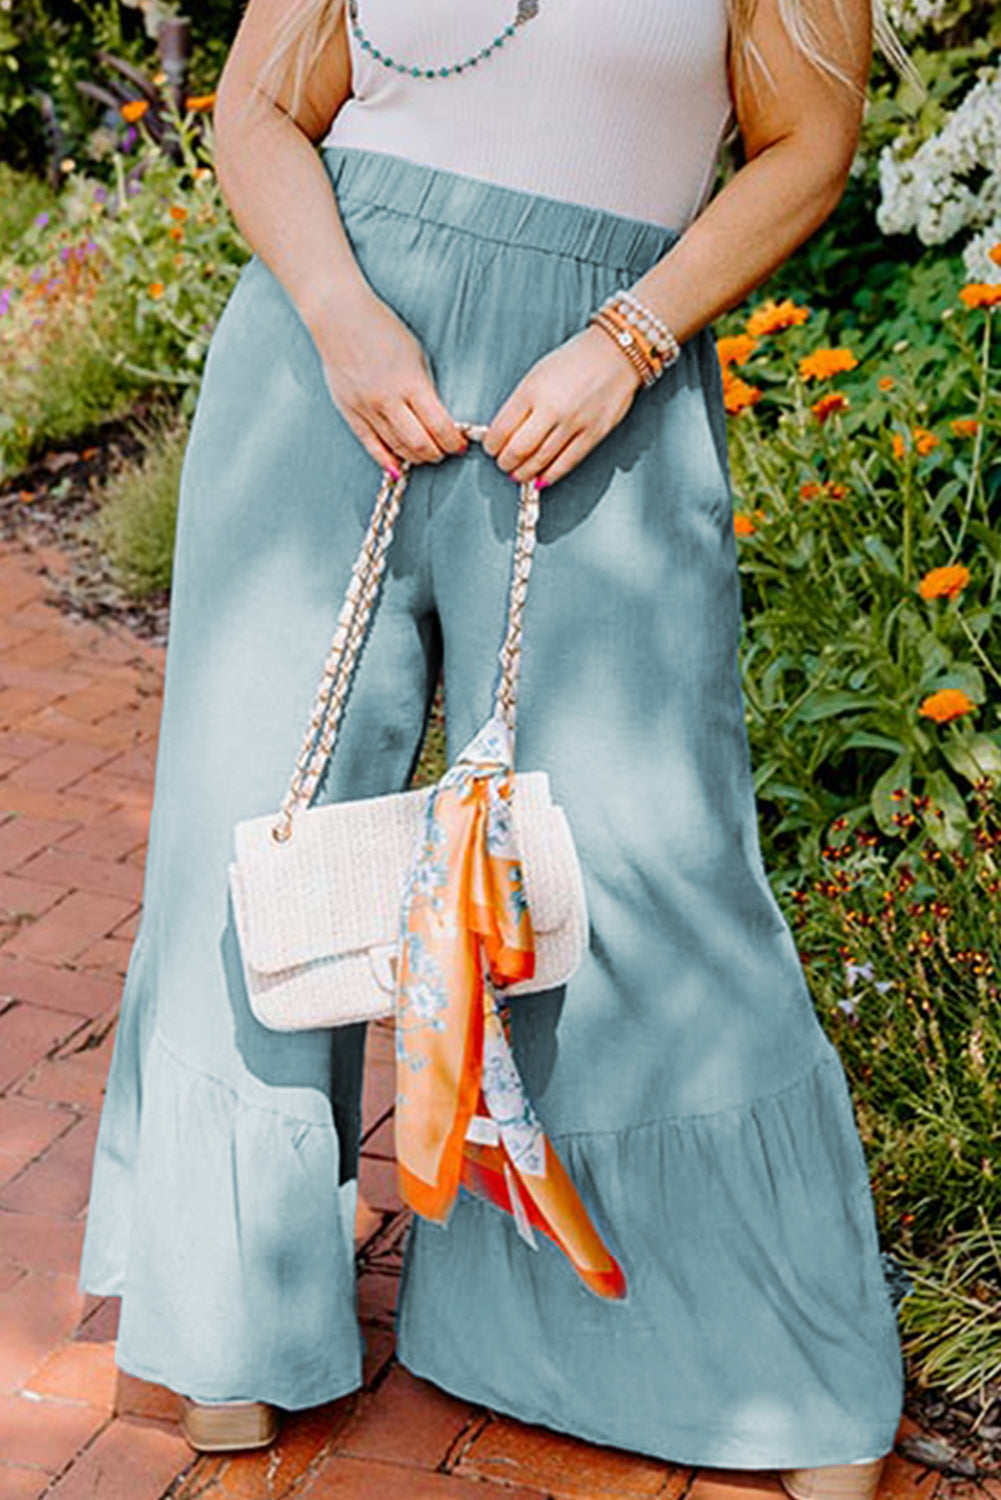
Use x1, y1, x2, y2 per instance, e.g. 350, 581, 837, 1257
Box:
226, 422, 589, 1031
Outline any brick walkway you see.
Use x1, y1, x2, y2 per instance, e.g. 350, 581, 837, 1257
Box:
0, 526, 973, 1499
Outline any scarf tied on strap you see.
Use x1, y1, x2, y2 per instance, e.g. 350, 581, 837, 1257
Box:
393, 712, 627, 1301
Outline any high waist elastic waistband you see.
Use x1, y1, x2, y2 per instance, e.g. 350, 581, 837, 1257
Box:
320, 145, 681, 274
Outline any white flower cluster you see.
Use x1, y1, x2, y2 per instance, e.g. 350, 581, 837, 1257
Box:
875, 65, 1001, 281
880, 0, 965, 39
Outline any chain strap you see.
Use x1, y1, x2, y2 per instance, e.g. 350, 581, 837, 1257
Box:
269, 423, 541, 842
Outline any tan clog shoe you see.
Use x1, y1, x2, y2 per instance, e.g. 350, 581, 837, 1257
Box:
778, 1457, 886, 1500
179, 1395, 280, 1452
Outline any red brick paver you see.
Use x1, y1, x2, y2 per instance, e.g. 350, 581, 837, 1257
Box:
0, 531, 963, 1498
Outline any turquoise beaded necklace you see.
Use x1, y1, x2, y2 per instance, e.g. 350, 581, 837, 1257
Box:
347, 1, 540, 80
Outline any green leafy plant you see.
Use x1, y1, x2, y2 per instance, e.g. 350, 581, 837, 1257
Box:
88, 403, 187, 596
782, 776, 1000, 1259
0, 96, 246, 477
716, 271, 1000, 876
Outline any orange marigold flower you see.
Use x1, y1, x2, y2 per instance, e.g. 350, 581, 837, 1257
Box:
811, 391, 850, 421
722, 371, 762, 414
918, 564, 970, 600
800, 481, 822, 501
989, 243, 1001, 267
798, 347, 859, 382
959, 282, 1001, 309
169, 204, 188, 222
950, 418, 979, 437
892, 433, 906, 459
733, 512, 756, 535
148, 281, 165, 299
120, 99, 150, 122
169, 225, 184, 242
918, 688, 976, 724
745, 297, 810, 337
716, 333, 759, 367
878, 375, 896, 390
913, 426, 939, 456
825, 482, 847, 500
185, 91, 217, 110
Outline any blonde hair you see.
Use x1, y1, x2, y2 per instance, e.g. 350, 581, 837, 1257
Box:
244, 0, 924, 127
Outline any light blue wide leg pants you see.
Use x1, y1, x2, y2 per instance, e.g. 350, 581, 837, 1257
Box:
78, 143, 905, 1468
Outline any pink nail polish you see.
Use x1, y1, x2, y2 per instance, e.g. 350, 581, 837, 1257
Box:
536, 477, 548, 490
386, 465, 400, 482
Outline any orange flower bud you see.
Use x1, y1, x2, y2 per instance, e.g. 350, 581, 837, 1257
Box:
958, 283, 1001, 310
120, 99, 150, 123
721, 370, 762, 414
811, 391, 849, 421
716, 333, 759, 367
745, 297, 810, 337
918, 688, 976, 724
798, 348, 859, 382
918, 564, 970, 600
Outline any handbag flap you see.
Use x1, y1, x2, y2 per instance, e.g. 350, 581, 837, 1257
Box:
230, 770, 575, 974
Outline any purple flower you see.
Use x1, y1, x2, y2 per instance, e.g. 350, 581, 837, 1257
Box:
119, 125, 138, 152
0, 289, 11, 316
93, 185, 108, 204
86, 238, 97, 252
58, 246, 71, 262
34, 211, 50, 228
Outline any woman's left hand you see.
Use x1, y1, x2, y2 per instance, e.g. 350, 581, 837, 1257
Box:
481, 324, 644, 488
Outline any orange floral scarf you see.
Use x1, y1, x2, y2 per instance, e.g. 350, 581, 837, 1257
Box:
393, 712, 627, 1301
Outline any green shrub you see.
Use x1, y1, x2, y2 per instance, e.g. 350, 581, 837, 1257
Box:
895, 1213, 1001, 1402
0, 163, 58, 254
783, 778, 999, 1253
777, 771, 1000, 1399
89, 405, 187, 596
0, 101, 246, 478
0, 0, 239, 172
714, 274, 1000, 879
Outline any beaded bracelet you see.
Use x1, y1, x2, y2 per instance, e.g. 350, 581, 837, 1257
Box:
610, 288, 682, 366
587, 287, 682, 388
589, 309, 661, 389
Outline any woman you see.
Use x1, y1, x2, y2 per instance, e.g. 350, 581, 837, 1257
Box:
77, 0, 917, 1490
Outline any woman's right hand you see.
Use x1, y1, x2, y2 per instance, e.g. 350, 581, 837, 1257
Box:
314, 286, 470, 475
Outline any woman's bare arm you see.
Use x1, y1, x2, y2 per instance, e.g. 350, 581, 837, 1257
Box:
626, 0, 873, 344
482, 0, 873, 486
212, 0, 469, 474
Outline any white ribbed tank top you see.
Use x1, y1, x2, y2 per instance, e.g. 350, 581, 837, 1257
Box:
321, 2, 737, 230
